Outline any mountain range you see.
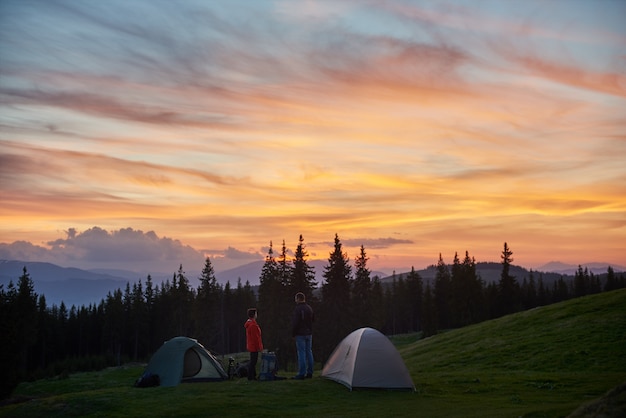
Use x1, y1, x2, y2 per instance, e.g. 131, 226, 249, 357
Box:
1, 259, 622, 308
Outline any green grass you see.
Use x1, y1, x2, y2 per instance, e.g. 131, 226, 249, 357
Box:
3, 289, 625, 417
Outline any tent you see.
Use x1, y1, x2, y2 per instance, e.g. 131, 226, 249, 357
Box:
140, 336, 228, 387
321, 327, 415, 391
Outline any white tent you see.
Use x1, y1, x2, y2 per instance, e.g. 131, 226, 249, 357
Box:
321, 327, 415, 391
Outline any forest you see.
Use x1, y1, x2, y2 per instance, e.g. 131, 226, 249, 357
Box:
1, 235, 624, 399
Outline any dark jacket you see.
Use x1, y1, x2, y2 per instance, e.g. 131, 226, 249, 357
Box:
292, 302, 314, 337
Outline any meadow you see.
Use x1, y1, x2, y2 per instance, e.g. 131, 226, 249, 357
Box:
2, 289, 625, 417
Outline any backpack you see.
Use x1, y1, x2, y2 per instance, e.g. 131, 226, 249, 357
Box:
235, 361, 249, 378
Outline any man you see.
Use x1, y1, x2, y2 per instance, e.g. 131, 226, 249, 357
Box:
292, 292, 314, 379
244, 308, 263, 381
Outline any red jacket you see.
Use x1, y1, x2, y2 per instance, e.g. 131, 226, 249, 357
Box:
244, 318, 263, 352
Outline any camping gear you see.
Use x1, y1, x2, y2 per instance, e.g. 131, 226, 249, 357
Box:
235, 360, 249, 378
259, 352, 276, 380
259, 352, 286, 381
140, 336, 228, 387
321, 327, 415, 391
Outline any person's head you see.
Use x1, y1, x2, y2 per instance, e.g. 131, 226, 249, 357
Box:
295, 292, 305, 303
247, 308, 257, 318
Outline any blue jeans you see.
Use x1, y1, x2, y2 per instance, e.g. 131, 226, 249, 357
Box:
295, 335, 314, 376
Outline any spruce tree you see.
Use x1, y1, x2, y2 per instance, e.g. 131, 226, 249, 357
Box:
520, 270, 536, 309
144, 275, 156, 350
196, 258, 222, 352
449, 252, 463, 327
369, 276, 385, 331
434, 253, 451, 329
460, 251, 483, 326
421, 283, 437, 338
15, 268, 38, 376
574, 265, 589, 297
320, 234, 353, 359
405, 267, 423, 332
174, 264, 194, 337
352, 245, 372, 328
1, 280, 19, 397
605, 266, 617, 291
498, 242, 519, 316
277, 240, 292, 289
292, 235, 317, 300
258, 242, 290, 358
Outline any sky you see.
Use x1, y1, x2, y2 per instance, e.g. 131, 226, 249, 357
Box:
1, 0, 625, 277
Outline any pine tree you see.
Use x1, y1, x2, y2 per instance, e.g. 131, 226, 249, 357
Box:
449, 252, 463, 327
196, 258, 223, 351
292, 235, 317, 300
173, 264, 194, 337
129, 280, 146, 360
522, 270, 537, 309
383, 276, 398, 335
405, 266, 423, 332
258, 242, 290, 357
369, 276, 385, 331
144, 275, 156, 350
277, 240, 292, 289
15, 267, 38, 376
574, 265, 595, 297
434, 253, 451, 329
320, 234, 353, 359
1, 279, 20, 397
461, 251, 483, 325
421, 283, 437, 338
537, 274, 548, 306
498, 242, 519, 316
352, 245, 372, 328
605, 266, 617, 291
103, 289, 124, 365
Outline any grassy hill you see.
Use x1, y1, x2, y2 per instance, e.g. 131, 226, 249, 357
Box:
2, 289, 625, 418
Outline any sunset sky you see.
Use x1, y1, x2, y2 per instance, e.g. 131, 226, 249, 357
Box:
1, 0, 625, 277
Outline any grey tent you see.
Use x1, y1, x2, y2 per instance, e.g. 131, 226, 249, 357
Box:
141, 336, 228, 387
321, 327, 415, 391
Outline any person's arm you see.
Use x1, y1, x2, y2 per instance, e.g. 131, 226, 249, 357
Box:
255, 324, 263, 351
291, 307, 299, 337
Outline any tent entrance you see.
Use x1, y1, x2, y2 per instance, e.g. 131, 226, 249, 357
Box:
183, 348, 202, 378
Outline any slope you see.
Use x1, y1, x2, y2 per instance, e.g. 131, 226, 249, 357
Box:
397, 288, 626, 416
2, 289, 625, 418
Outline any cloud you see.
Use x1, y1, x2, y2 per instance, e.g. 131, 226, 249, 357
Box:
0, 227, 205, 274
209, 246, 263, 260
492, 49, 626, 99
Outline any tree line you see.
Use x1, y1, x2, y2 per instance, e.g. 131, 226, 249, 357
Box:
1, 237, 624, 398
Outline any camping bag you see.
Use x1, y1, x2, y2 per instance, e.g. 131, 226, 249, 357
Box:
259, 352, 277, 381
236, 361, 249, 378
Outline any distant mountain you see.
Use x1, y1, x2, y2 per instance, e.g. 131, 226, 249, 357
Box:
384, 261, 624, 285
537, 261, 624, 276
0, 260, 131, 307
2, 258, 622, 308
384, 263, 563, 285
0, 260, 131, 283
